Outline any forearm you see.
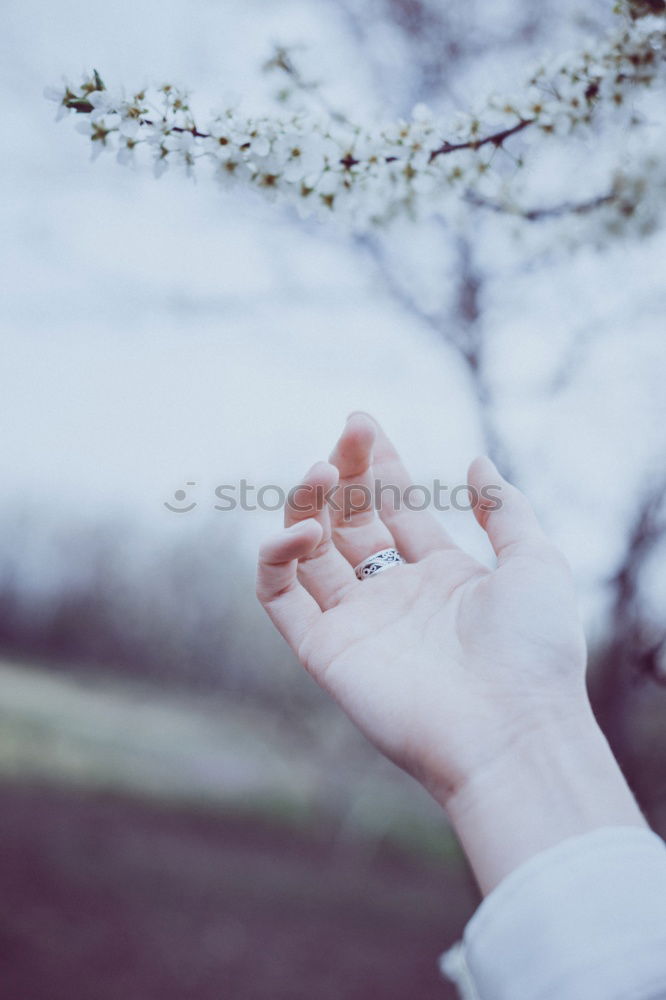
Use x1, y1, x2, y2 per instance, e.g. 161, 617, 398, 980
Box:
437, 698, 647, 896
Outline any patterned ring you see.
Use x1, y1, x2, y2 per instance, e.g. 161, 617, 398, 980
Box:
354, 547, 406, 581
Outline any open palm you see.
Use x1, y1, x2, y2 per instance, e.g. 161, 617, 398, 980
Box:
257, 413, 587, 803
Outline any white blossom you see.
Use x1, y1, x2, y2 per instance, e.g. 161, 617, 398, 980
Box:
274, 132, 328, 182
117, 135, 138, 166
203, 118, 236, 160
47, 9, 666, 243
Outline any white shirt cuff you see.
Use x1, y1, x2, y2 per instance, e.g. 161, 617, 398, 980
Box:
440, 826, 666, 1000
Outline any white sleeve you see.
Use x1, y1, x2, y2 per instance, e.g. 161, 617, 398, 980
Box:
440, 826, 666, 1000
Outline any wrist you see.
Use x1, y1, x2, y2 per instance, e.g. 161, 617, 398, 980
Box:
435, 698, 647, 895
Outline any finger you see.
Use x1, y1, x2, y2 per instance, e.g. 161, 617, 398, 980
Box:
256, 519, 324, 652
468, 456, 550, 562
285, 460, 357, 609
328, 413, 396, 569
358, 412, 459, 561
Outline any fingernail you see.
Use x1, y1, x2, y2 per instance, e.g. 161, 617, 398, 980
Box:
286, 518, 315, 532
306, 460, 336, 477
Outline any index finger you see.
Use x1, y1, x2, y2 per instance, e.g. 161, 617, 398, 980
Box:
353, 412, 458, 561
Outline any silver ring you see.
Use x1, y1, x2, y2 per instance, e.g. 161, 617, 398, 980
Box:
354, 547, 406, 581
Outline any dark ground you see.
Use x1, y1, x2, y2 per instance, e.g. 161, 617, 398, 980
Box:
0, 783, 477, 1000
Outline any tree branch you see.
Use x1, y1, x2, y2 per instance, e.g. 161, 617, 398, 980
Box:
429, 118, 534, 161
465, 188, 617, 221
356, 231, 509, 468
590, 477, 666, 785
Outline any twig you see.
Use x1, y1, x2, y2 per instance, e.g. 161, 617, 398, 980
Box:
464, 188, 616, 221
429, 118, 534, 161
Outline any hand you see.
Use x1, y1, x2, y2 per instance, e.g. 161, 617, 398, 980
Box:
257, 413, 645, 891
257, 412, 585, 793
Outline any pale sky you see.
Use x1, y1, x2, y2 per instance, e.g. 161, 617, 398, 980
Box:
1, 0, 665, 639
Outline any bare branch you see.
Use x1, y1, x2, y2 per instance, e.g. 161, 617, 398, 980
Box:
263, 45, 352, 125
356, 231, 510, 468
429, 118, 534, 161
465, 188, 616, 221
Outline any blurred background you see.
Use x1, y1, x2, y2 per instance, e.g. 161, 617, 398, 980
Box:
1, 0, 665, 997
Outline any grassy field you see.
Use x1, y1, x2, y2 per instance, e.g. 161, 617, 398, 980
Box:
0, 659, 476, 999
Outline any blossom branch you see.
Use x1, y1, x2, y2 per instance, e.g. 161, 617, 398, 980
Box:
47, 9, 665, 237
